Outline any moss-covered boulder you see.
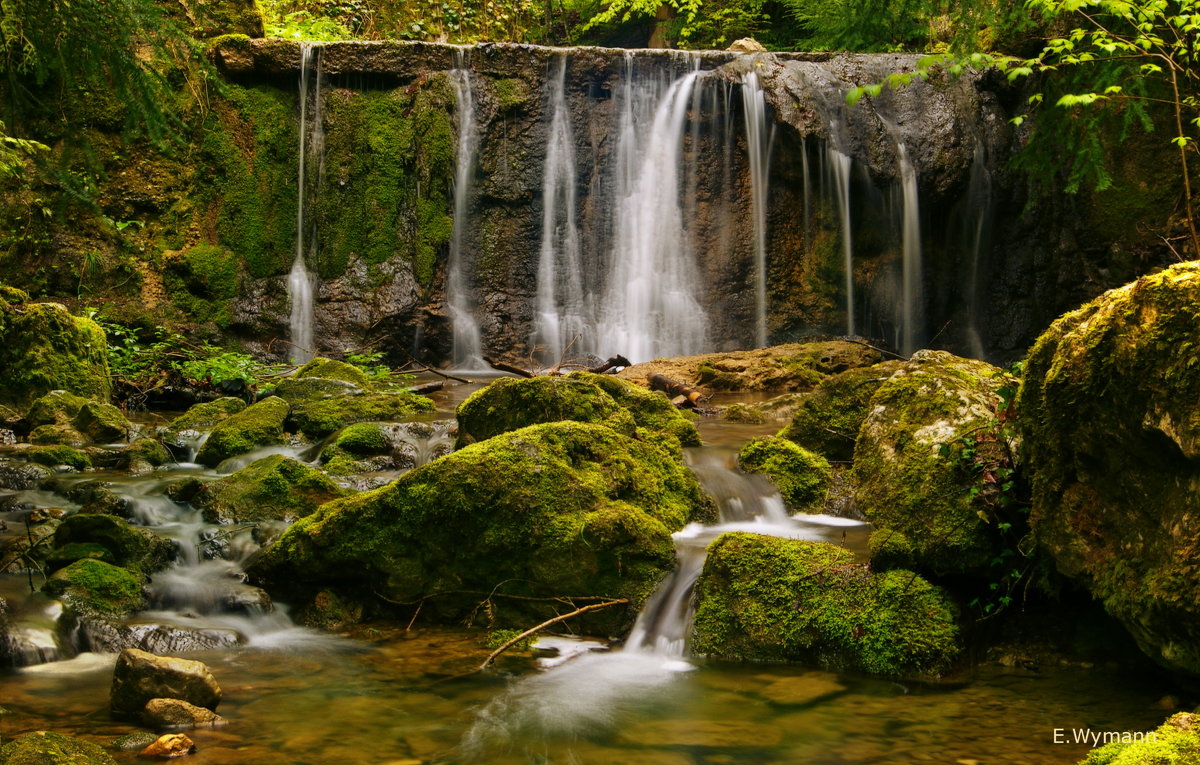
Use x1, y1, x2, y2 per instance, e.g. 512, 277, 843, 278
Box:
53, 514, 175, 574
249, 422, 715, 633
1019, 262, 1200, 678
691, 533, 959, 677
737, 436, 831, 513
274, 376, 363, 403
456, 373, 699, 448
867, 529, 916, 572
288, 392, 434, 439
1079, 712, 1200, 764
0, 301, 112, 408
294, 356, 372, 386
24, 445, 92, 471
165, 397, 248, 433
194, 396, 290, 467
28, 424, 88, 447
197, 454, 347, 524
853, 350, 1015, 575
73, 401, 131, 443
24, 393, 130, 445
118, 439, 173, 473
25, 390, 89, 428
0, 731, 117, 765
779, 361, 906, 461
43, 559, 147, 619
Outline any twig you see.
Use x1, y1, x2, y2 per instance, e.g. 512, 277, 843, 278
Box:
478, 599, 628, 670
484, 356, 536, 378
404, 353, 472, 384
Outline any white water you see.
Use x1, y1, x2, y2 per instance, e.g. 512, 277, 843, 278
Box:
596, 58, 709, 363
288, 43, 321, 365
532, 55, 589, 361
829, 146, 856, 337
963, 143, 993, 359
741, 70, 772, 348
447, 48, 486, 370
897, 141, 923, 356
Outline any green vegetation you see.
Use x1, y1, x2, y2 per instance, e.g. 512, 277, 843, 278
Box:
737, 435, 830, 513
1081, 713, 1200, 764
42, 558, 147, 618
53, 514, 175, 574
0, 731, 118, 765
198, 453, 348, 523
194, 396, 291, 466
289, 392, 435, 438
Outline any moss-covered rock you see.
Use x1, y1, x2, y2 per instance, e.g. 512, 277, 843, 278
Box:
0, 731, 118, 765
53, 514, 175, 574
0, 302, 112, 408
24, 445, 92, 471
273, 376, 363, 403
691, 533, 959, 677
177, 0, 264, 38
24, 393, 130, 444
868, 529, 915, 572
1019, 262, 1200, 678
194, 396, 290, 467
249, 422, 715, 634
294, 357, 373, 386
779, 361, 906, 461
73, 401, 131, 443
570, 372, 701, 447
853, 350, 1015, 575
1079, 712, 1200, 764
288, 392, 434, 439
45, 542, 117, 570
25, 390, 89, 428
118, 439, 173, 472
42, 559, 147, 619
722, 403, 766, 424
737, 436, 831, 513
165, 397, 248, 433
197, 454, 347, 524
29, 424, 88, 447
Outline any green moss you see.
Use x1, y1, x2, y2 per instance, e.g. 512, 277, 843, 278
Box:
294, 357, 372, 386
0, 283, 30, 304
120, 438, 172, 469
1018, 262, 1200, 677
26, 391, 89, 427
692, 533, 959, 677
164, 245, 240, 327
45, 542, 116, 570
198, 453, 347, 523
1081, 713, 1200, 764
195, 396, 290, 467
0, 302, 111, 408
208, 33, 253, 51
29, 424, 87, 447
868, 529, 915, 572
26, 445, 92, 470
164, 396, 247, 432
250, 421, 715, 634
53, 513, 174, 574
0, 731, 118, 765
457, 376, 637, 446
779, 361, 906, 461
289, 392, 434, 439
42, 558, 146, 618
329, 422, 390, 456
737, 436, 831, 513
853, 351, 1012, 575
492, 78, 531, 111
723, 403, 766, 424
569, 372, 702, 447
73, 401, 131, 443
274, 377, 365, 402
697, 363, 741, 390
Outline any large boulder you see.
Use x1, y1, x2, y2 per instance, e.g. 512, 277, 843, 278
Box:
0, 731, 117, 765
0, 299, 112, 408
1019, 262, 1200, 678
164, 397, 248, 433
288, 392, 435, 439
853, 350, 1017, 575
737, 436, 831, 513
196, 454, 347, 523
194, 396, 290, 467
691, 533, 959, 677
778, 361, 906, 461
249, 422, 715, 633
110, 648, 222, 722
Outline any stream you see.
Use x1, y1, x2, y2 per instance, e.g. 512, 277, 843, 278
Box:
0, 380, 1172, 763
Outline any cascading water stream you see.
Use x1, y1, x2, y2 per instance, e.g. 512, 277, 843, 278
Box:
963, 143, 993, 360
287, 43, 322, 364
896, 141, 924, 356
447, 48, 486, 370
741, 69, 773, 348
828, 145, 856, 336
532, 55, 588, 359
597, 58, 709, 363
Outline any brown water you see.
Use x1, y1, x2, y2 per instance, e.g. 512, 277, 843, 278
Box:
0, 378, 1178, 763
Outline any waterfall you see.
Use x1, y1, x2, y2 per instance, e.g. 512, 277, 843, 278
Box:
288, 43, 322, 365
741, 69, 772, 348
596, 59, 708, 364
828, 146, 855, 337
532, 55, 588, 360
896, 142, 923, 356
447, 48, 485, 370
963, 143, 993, 359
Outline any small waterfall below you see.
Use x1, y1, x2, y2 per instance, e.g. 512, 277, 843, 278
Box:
597, 58, 709, 363
532, 55, 588, 360
288, 43, 322, 365
963, 143, 993, 360
447, 49, 486, 370
741, 69, 773, 349
896, 141, 923, 356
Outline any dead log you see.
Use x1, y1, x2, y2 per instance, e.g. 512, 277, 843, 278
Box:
478, 598, 628, 670
408, 381, 445, 395
484, 357, 536, 378
586, 355, 632, 374
648, 373, 705, 408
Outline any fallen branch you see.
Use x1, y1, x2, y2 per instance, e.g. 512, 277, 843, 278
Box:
587, 355, 632, 374
404, 354, 473, 384
479, 598, 628, 670
484, 356, 536, 378
648, 373, 705, 408
408, 381, 444, 395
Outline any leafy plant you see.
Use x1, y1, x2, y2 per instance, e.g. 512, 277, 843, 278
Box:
344, 350, 392, 381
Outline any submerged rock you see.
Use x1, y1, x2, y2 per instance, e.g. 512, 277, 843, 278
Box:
853, 350, 1016, 575
197, 453, 347, 523
142, 698, 226, 731
736, 436, 830, 513
194, 396, 290, 467
250, 421, 715, 634
0, 298, 112, 408
691, 533, 959, 677
138, 733, 197, 759
110, 647, 222, 721
0, 731, 117, 765
1019, 262, 1200, 678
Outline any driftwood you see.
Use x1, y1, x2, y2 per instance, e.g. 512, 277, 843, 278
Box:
403, 354, 473, 384
408, 381, 445, 395
484, 356, 536, 378
478, 598, 629, 670
648, 373, 705, 408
